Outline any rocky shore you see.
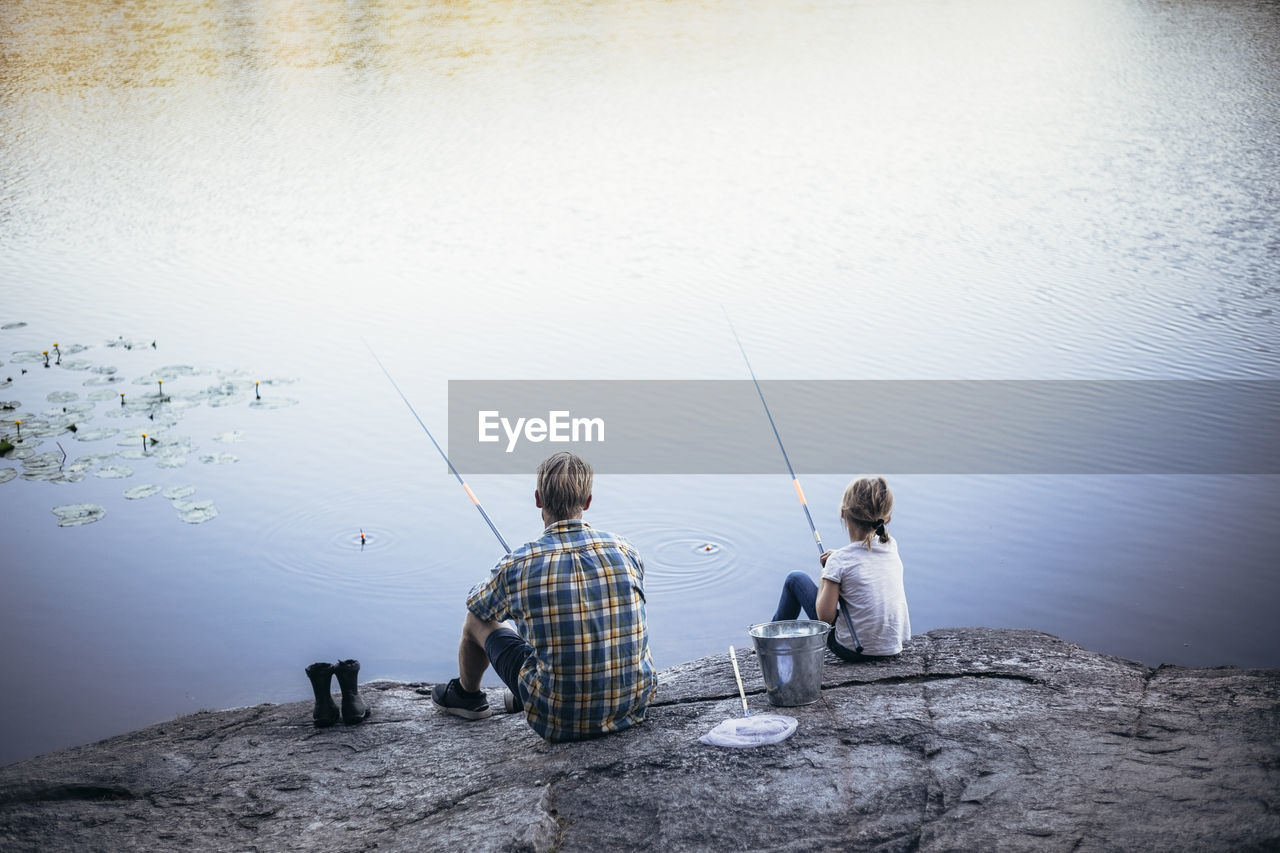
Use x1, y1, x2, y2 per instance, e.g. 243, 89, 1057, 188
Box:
1, 628, 1277, 851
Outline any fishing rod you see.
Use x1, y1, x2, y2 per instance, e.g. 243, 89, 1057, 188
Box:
722, 308, 863, 652
722, 307, 825, 559
364, 340, 512, 555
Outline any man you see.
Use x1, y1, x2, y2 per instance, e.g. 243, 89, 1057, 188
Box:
432, 451, 658, 742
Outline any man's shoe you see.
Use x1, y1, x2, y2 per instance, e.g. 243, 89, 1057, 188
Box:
503, 688, 523, 714
431, 678, 492, 720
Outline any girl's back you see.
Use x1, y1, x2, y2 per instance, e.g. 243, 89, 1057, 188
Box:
823, 532, 910, 656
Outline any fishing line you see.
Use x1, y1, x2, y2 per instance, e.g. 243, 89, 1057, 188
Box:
722, 308, 863, 653
364, 340, 512, 555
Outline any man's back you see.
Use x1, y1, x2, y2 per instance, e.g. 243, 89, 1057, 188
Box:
467, 519, 658, 741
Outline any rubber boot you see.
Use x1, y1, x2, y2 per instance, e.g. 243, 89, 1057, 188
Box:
306, 662, 340, 728
335, 659, 371, 725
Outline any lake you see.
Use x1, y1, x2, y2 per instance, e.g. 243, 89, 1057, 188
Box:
1, 0, 1278, 766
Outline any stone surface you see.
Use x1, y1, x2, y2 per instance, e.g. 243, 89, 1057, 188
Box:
0, 628, 1276, 851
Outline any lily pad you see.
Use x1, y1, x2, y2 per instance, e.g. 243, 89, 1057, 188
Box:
20, 416, 78, 438
9, 351, 44, 363
173, 499, 218, 524
105, 337, 149, 350
200, 453, 238, 465
212, 431, 245, 443
47, 391, 80, 403
153, 436, 196, 457
123, 484, 162, 500
105, 398, 159, 417
196, 381, 248, 407
56, 401, 95, 417
88, 388, 125, 402
2, 322, 28, 330
133, 366, 200, 385
75, 427, 120, 442
90, 365, 117, 375
65, 457, 103, 476
0, 468, 16, 484
21, 451, 67, 477
72, 452, 116, 466
60, 359, 92, 371
249, 397, 298, 410
1, 401, 21, 412
155, 456, 188, 469
83, 375, 124, 387
163, 485, 196, 500
94, 465, 133, 479
20, 420, 74, 438
52, 503, 106, 527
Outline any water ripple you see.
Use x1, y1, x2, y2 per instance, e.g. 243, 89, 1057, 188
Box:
256, 500, 447, 603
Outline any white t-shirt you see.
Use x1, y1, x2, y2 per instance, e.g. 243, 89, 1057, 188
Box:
821, 536, 911, 656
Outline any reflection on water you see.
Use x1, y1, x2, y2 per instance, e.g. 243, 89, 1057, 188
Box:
2, 0, 1279, 766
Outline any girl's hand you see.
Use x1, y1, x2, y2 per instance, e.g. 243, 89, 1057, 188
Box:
819, 550, 833, 567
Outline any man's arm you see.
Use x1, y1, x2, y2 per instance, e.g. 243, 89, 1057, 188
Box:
466, 559, 513, 622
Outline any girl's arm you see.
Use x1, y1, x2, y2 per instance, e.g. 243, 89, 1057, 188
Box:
816, 578, 840, 624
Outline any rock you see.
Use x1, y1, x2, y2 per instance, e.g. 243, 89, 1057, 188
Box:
0, 628, 1276, 851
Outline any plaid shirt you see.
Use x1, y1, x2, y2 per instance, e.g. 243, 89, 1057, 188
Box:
467, 519, 658, 742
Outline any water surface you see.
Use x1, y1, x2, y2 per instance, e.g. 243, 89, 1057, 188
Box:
1, 0, 1278, 766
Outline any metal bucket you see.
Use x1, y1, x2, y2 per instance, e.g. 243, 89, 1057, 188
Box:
748, 620, 831, 706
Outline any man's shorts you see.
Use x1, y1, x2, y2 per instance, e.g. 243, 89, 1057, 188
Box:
484, 626, 534, 711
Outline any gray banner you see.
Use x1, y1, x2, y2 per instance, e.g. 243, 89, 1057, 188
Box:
446, 380, 1280, 474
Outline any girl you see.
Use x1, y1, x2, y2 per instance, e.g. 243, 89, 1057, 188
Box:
771, 476, 910, 662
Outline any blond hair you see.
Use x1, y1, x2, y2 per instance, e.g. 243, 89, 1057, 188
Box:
536, 451, 594, 520
840, 476, 894, 550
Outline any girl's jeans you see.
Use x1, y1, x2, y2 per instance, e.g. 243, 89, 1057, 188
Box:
772, 570, 819, 622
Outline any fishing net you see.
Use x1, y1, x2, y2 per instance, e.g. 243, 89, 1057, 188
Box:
699, 713, 797, 748
699, 644, 800, 748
